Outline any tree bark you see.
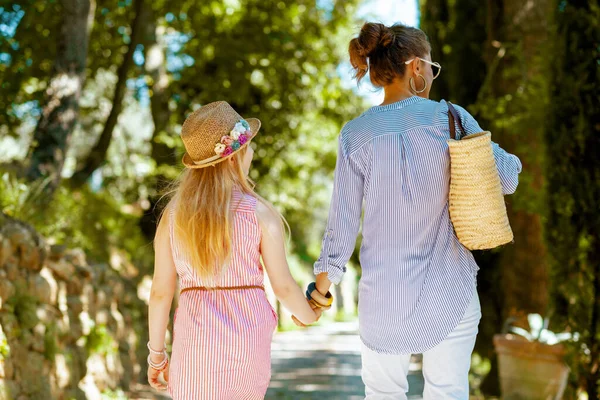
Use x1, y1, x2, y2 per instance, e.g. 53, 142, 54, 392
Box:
139, 13, 177, 241
497, 0, 551, 317
70, 0, 146, 188
419, 0, 450, 100
26, 0, 95, 195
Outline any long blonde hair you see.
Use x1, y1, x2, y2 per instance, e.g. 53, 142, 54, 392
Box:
160, 148, 283, 281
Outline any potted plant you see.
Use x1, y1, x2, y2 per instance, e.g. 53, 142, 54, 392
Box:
493, 313, 578, 400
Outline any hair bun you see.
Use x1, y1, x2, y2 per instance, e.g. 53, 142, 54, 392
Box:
349, 22, 430, 87
356, 23, 392, 56
379, 28, 395, 48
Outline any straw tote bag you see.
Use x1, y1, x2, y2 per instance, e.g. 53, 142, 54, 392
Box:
446, 102, 514, 250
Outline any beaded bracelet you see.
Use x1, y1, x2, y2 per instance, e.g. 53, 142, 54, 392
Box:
147, 341, 167, 355
147, 353, 169, 371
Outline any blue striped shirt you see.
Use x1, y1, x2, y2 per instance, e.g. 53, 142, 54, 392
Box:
314, 96, 522, 354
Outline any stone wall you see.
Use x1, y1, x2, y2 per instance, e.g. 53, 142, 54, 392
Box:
0, 215, 149, 400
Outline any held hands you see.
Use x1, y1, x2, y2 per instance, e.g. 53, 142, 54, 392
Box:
292, 282, 334, 327
291, 300, 323, 327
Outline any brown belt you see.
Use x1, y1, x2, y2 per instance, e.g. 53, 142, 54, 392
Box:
180, 285, 264, 295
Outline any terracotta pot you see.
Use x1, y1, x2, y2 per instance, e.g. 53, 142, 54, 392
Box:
494, 334, 569, 400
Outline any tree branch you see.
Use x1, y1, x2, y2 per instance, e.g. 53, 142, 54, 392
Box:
70, 0, 146, 188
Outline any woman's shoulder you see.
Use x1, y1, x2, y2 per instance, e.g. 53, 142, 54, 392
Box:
437, 99, 483, 134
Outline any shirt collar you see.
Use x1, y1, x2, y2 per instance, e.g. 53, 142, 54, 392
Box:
365, 96, 426, 115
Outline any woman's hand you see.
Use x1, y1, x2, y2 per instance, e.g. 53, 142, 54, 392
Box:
147, 354, 170, 391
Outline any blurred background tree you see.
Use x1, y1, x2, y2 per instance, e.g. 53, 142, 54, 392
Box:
546, 0, 600, 398
0, 0, 364, 268
420, 0, 599, 397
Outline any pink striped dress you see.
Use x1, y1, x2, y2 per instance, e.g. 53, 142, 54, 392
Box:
167, 190, 278, 399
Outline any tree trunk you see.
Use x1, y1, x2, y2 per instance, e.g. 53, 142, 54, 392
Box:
334, 284, 345, 317
70, 0, 146, 188
479, 0, 551, 321
445, 0, 488, 105
502, 0, 551, 317
419, 0, 450, 100
476, 0, 553, 392
422, 1, 500, 394
139, 13, 177, 241
26, 0, 95, 196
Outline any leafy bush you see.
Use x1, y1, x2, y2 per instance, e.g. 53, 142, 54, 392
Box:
85, 324, 117, 356
508, 314, 579, 345
0, 171, 153, 269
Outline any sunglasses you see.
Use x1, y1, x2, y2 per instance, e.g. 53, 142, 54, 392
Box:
405, 58, 442, 80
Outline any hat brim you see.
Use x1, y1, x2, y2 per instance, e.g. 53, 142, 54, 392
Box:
182, 118, 261, 169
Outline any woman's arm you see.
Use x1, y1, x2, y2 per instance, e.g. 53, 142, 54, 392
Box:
315, 272, 332, 297
148, 213, 177, 362
256, 201, 317, 325
313, 133, 365, 285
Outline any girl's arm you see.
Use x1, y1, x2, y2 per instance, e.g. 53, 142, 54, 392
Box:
256, 201, 317, 325
149, 214, 177, 363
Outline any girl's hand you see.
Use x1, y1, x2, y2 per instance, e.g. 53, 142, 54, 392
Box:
292, 300, 323, 327
148, 357, 170, 391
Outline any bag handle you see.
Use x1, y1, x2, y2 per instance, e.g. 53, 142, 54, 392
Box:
447, 102, 465, 140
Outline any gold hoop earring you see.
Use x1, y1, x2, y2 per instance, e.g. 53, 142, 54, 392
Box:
409, 74, 427, 94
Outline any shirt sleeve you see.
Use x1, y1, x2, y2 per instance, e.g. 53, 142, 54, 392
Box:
313, 133, 364, 285
453, 103, 523, 195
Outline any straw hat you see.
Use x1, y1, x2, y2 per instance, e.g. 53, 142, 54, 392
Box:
181, 101, 261, 168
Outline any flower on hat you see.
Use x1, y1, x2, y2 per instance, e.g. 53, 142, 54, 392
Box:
233, 122, 247, 133
222, 147, 234, 157
221, 136, 234, 146
230, 129, 241, 140
214, 118, 253, 157
214, 143, 227, 155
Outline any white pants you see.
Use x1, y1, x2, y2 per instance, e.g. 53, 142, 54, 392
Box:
361, 292, 481, 400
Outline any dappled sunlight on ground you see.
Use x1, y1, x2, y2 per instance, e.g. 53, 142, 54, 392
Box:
266, 321, 424, 399
128, 322, 425, 399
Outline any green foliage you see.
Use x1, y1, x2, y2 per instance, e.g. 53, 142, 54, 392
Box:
85, 324, 118, 356
41, 185, 153, 266
0, 326, 10, 361
0, 1, 62, 133
101, 389, 128, 400
43, 322, 58, 362
508, 314, 579, 344
0, 170, 152, 266
472, 41, 550, 215
0, 172, 52, 224
1, 0, 365, 273
546, 1, 600, 396
5, 290, 38, 332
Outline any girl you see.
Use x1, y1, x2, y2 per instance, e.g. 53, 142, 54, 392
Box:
146, 101, 318, 399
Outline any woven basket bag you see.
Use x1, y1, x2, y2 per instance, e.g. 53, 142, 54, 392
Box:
447, 103, 513, 250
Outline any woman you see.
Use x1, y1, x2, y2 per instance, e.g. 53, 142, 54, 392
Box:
310, 23, 522, 399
